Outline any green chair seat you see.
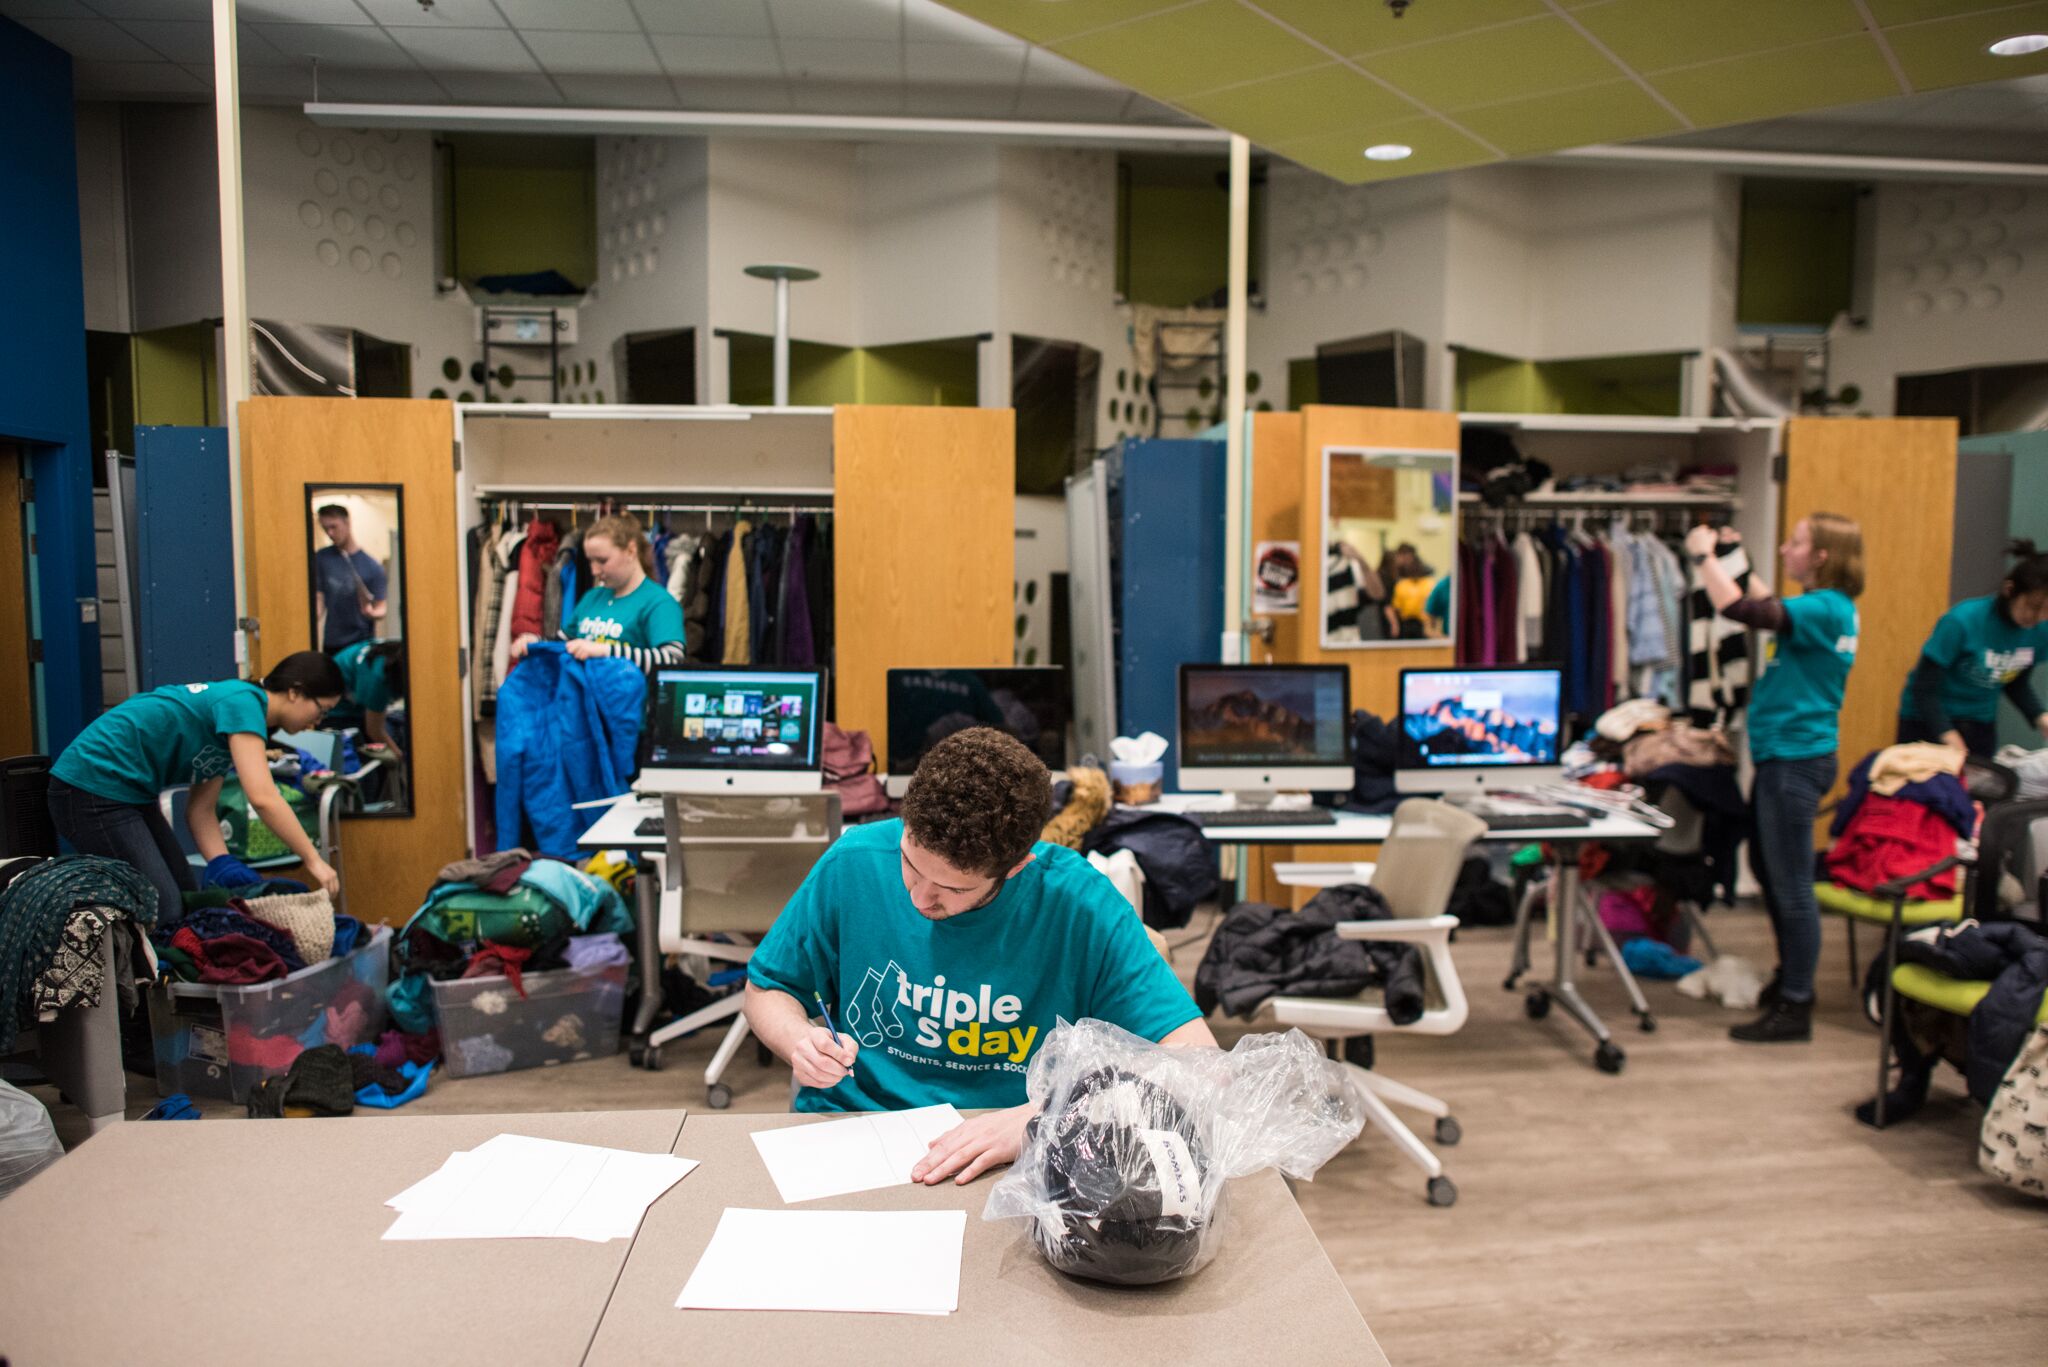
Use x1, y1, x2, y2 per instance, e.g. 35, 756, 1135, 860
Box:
1815, 883, 1962, 926
1892, 962, 2048, 1023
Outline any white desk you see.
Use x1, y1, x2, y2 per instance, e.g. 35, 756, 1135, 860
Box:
1150, 792, 1665, 1073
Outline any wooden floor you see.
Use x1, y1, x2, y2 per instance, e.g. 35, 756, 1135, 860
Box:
36, 903, 2048, 1365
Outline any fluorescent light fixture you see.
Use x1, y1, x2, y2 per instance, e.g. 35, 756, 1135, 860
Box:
1364, 143, 1413, 161
1988, 33, 2048, 56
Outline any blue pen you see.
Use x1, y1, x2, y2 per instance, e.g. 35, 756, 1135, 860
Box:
814, 992, 853, 1073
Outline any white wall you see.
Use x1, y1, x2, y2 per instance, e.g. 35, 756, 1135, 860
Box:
994, 146, 1126, 438
1441, 167, 1541, 365
706, 139, 860, 346
854, 142, 1001, 348
123, 103, 221, 334
75, 103, 131, 335
573, 134, 710, 403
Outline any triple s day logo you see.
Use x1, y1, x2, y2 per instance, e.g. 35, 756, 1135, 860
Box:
844, 960, 1038, 1066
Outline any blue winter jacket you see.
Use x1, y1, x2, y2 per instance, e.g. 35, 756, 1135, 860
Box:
494, 642, 646, 858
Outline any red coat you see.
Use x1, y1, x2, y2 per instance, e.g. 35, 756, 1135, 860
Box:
1824, 794, 1960, 900
508, 518, 559, 641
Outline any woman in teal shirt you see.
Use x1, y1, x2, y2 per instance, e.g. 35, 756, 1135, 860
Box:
47, 652, 345, 922
512, 514, 685, 671
1688, 513, 1864, 1046
1897, 539, 2048, 757
330, 639, 407, 752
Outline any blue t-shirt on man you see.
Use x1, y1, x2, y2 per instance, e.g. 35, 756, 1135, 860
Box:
1897, 595, 2048, 725
314, 546, 388, 653
1748, 588, 1859, 763
747, 818, 1202, 1113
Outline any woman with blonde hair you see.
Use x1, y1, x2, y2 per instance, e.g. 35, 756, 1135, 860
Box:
512, 513, 685, 670
1687, 511, 1864, 1044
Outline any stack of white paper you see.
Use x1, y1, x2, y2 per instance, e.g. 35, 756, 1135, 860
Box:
749, 1104, 963, 1204
383, 1133, 698, 1242
676, 1208, 968, 1315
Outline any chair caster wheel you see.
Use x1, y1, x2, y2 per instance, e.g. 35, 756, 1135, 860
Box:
1638, 1014, 1657, 1033
1501, 974, 1520, 991
632, 1044, 663, 1071
1426, 1176, 1457, 1207
1595, 1041, 1626, 1074
707, 1083, 732, 1110
1524, 990, 1551, 1020
1434, 1116, 1461, 1146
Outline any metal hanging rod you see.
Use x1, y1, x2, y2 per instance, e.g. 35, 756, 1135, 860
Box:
486, 498, 832, 517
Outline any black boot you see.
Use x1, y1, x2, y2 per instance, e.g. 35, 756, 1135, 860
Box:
1730, 997, 1812, 1043
1757, 968, 1782, 1010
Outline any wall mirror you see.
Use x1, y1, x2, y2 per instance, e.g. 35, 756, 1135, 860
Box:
304, 483, 411, 816
1320, 445, 1458, 649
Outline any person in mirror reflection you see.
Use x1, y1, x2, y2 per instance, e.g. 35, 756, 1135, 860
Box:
329, 640, 407, 756
1896, 538, 2048, 758
1690, 514, 1864, 1046
47, 652, 347, 915
509, 514, 685, 672
744, 728, 1218, 1188
313, 504, 388, 655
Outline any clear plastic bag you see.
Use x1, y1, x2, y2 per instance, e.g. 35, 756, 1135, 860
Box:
0, 1079, 65, 1199
983, 1019, 1365, 1285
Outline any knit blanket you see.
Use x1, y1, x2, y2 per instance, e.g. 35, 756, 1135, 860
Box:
0, 855, 158, 1052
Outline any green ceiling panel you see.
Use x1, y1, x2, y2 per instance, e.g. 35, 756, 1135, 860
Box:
1177, 63, 1418, 147
1865, 0, 2040, 25
1885, 1, 2048, 90
1358, 15, 1626, 111
1053, 0, 1328, 100
925, 0, 1190, 47
1278, 115, 1495, 184
1649, 34, 1902, 125
1454, 79, 1684, 157
1571, 0, 1868, 74
1247, 0, 1546, 59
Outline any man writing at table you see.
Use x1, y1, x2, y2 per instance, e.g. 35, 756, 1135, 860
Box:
745, 728, 1218, 1186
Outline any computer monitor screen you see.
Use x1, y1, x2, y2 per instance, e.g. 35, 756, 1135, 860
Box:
643, 668, 825, 772
1176, 665, 1352, 796
885, 668, 1069, 777
1397, 667, 1563, 772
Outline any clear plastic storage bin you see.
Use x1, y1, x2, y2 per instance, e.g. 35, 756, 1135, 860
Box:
148, 926, 391, 1103
431, 961, 629, 1079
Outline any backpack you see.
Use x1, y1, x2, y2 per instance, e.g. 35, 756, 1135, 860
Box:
1980, 1019, 2048, 1199
822, 722, 889, 817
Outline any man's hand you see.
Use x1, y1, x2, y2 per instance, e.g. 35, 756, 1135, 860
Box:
911, 1104, 1033, 1186
788, 1026, 858, 1090
564, 638, 608, 661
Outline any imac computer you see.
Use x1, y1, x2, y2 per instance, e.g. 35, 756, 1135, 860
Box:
636, 666, 827, 796
1176, 663, 1352, 807
884, 666, 1070, 798
1395, 666, 1566, 795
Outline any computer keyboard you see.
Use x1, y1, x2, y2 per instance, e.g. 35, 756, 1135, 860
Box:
1189, 807, 1337, 828
1475, 810, 1589, 831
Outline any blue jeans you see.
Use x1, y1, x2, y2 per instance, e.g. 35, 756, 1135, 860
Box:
47, 776, 195, 925
1748, 754, 1837, 1004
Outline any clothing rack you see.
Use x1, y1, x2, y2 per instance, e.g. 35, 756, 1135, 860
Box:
490, 501, 832, 517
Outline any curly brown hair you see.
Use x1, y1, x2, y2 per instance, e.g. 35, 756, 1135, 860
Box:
900, 727, 1051, 878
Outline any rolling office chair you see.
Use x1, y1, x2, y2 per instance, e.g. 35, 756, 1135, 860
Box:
1264, 798, 1487, 1207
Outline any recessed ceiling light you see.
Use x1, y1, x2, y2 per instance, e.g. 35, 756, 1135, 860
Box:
1363, 144, 1413, 161
1988, 34, 2048, 56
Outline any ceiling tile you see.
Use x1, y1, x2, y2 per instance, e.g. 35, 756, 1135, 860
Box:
248, 23, 414, 68
631, 0, 773, 38
355, 0, 508, 27
495, 0, 640, 33
668, 71, 795, 109
1178, 62, 1416, 146
1277, 113, 1493, 183
1865, 0, 2035, 22
1013, 83, 1132, 120
929, 0, 1198, 48
1021, 46, 1134, 92
0, 0, 97, 19
1884, 1, 2048, 92
651, 33, 782, 76
120, 18, 288, 64
13, 16, 159, 60
1649, 34, 1902, 125
79, 0, 207, 16
1358, 15, 1626, 111
70, 58, 206, 95
1122, 92, 1204, 123
905, 39, 1025, 83
767, 0, 901, 42
901, 81, 1019, 116
234, 64, 325, 100
1053, 0, 1328, 100
313, 67, 450, 100
777, 37, 901, 80
902, 0, 1014, 44
1455, 78, 1683, 155
392, 27, 540, 73
788, 76, 907, 113
1248, 0, 1545, 60
239, 0, 374, 24
551, 72, 682, 106
523, 29, 662, 75
435, 68, 566, 102
1570, 0, 1867, 73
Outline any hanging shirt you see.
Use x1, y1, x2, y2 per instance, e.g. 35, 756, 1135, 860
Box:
1748, 588, 1859, 763
564, 577, 685, 652
53, 680, 268, 805
747, 819, 1203, 1113
1898, 595, 2048, 725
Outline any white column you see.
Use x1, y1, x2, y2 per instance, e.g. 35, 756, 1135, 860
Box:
212, 0, 252, 673
1222, 134, 1251, 665
772, 276, 791, 407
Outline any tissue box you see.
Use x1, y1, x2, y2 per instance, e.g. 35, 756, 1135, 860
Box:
1109, 761, 1163, 805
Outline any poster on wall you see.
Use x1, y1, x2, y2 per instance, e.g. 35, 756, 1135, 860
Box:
1253, 541, 1300, 614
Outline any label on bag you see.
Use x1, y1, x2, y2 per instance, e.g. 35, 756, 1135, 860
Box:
1137, 1127, 1198, 1219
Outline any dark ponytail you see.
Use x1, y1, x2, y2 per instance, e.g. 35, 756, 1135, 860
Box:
364, 641, 408, 703
2003, 539, 2048, 600
263, 650, 345, 698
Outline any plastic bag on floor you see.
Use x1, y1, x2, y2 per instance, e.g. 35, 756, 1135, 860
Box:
0, 1079, 66, 1198
983, 1019, 1364, 1285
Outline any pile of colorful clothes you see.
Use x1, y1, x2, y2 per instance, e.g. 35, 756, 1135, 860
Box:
0, 854, 159, 1053
153, 890, 371, 988
1826, 743, 1976, 899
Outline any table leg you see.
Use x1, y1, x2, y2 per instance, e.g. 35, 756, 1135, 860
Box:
629, 853, 664, 1041
1524, 860, 1626, 1073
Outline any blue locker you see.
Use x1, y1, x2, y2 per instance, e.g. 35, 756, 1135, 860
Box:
133, 426, 236, 688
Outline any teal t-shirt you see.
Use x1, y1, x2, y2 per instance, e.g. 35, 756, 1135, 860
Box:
748, 818, 1203, 1113
1424, 575, 1451, 625
53, 679, 268, 805
1898, 595, 2048, 725
563, 578, 683, 652
334, 640, 392, 717
1748, 588, 1859, 763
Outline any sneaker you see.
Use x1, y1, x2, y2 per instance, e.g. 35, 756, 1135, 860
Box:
1730, 997, 1812, 1043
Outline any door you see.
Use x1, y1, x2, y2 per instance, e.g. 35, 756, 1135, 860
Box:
0, 444, 34, 755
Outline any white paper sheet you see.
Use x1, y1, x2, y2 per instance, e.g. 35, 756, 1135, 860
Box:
748, 1105, 963, 1204
675, 1208, 967, 1315
381, 1134, 699, 1242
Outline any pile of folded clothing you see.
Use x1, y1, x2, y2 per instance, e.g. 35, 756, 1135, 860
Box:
1826, 743, 1976, 899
